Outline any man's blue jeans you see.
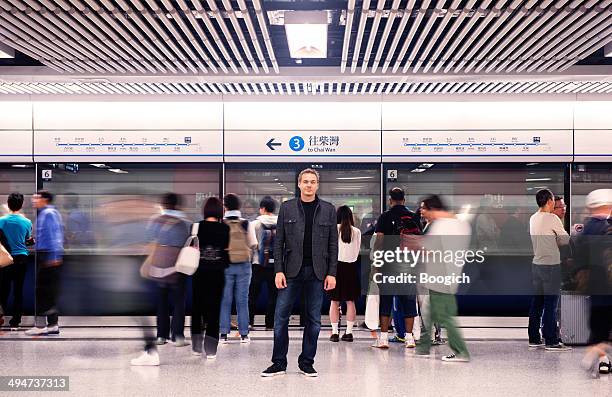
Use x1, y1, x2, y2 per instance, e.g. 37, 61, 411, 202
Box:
219, 262, 252, 336
528, 264, 561, 345
272, 265, 324, 369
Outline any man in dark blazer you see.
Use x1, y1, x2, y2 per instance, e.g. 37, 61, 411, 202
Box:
261, 168, 337, 378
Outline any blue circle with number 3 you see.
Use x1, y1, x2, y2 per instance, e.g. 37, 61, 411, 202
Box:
289, 136, 305, 152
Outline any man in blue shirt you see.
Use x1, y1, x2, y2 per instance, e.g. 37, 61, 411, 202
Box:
0, 193, 32, 329
25, 190, 64, 336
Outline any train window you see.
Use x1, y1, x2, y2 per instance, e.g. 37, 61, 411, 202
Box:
39, 163, 221, 252
0, 164, 36, 220
571, 163, 612, 231
225, 164, 296, 220
384, 163, 566, 255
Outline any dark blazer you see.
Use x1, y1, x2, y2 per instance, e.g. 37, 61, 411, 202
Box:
274, 196, 338, 280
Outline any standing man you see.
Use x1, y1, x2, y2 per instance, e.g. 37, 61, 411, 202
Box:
372, 187, 422, 349
261, 168, 337, 378
248, 196, 279, 330
26, 190, 64, 336
0, 193, 33, 329
528, 189, 571, 351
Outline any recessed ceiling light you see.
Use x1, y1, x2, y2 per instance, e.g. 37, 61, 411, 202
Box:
285, 11, 328, 59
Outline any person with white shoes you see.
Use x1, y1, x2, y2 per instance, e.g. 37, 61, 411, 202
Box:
371, 188, 422, 350
25, 190, 63, 337
416, 195, 471, 362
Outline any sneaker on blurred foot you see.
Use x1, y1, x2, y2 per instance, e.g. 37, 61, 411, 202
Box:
371, 338, 389, 349
155, 337, 167, 345
220, 334, 229, 344
130, 350, 160, 366
173, 337, 189, 347
25, 327, 48, 336
206, 354, 217, 360
389, 335, 405, 343
240, 335, 250, 344
545, 343, 572, 352
528, 341, 545, 349
405, 334, 416, 348
330, 333, 340, 342
441, 353, 470, 362
47, 325, 60, 335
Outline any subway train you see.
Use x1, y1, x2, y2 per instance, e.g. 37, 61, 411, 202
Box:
1, 98, 610, 320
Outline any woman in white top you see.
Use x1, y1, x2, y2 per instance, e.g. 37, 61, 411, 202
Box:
328, 205, 361, 342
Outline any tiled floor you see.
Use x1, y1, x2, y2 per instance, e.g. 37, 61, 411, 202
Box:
0, 336, 608, 397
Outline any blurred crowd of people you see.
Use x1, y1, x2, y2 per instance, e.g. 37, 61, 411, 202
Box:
0, 169, 609, 378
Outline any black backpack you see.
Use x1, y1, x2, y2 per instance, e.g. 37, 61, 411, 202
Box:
257, 224, 276, 268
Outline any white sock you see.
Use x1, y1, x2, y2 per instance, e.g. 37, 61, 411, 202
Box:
346, 321, 354, 334
331, 322, 339, 335
380, 332, 388, 343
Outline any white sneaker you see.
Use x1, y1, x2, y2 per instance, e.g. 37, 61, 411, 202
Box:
130, 350, 160, 366
240, 335, 251, 344
47, 325, 60, 335
25, 327, 48, 336
206, 354, 217, 360
371, 338, 389, 349
405, 334, 416, 348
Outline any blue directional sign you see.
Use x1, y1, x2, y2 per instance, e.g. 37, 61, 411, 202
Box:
289, 135, 305, 152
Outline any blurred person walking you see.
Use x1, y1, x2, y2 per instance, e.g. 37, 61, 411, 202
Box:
220, 193, 257, 343
528, 189, 571, 351
191, 197, 229, 359
0, 193, 32, 329
574, 189, 612, 377
416, 195, 471, 362
248, 196, 278, 330
26, 190, 64, 336
131, 193, 191, 367
328, 205, 361, 343
261, 168, 337, 378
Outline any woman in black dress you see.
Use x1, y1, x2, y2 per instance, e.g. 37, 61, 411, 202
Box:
328, 205, 361, 342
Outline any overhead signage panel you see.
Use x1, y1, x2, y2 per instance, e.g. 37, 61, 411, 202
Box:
224, 130, 381, 163
33, 130, 223, 162
382, 130, 573, 163
0, 131, 33, 162
574, 130, 612, 162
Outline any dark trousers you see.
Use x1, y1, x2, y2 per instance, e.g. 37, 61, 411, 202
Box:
272, 265, 324, 369
35, 265, 61, 328
528, 264, 561, 345
0, 255, 28, 326
156, 274, 187, 340
249, 264, 277, 328
191, 267, 225, 355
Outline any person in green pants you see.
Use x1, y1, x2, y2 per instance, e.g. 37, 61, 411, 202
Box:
416, 195, 471, 362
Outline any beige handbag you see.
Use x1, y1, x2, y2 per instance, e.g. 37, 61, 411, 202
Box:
0, 241, 13, 268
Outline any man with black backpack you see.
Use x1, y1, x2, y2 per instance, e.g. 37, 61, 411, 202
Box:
372, 187, 423, 349
248, 196, 278, 330
220, 194, 257, 344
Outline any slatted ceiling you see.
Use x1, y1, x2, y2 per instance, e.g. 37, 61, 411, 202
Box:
2, 80, 612, 95
344, 0, 611, 74
0, 0, 278, 75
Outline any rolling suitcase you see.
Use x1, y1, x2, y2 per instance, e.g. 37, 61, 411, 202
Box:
558, 293, 590, 345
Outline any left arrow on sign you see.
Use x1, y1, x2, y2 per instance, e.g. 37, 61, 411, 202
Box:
266, 138, 282, 151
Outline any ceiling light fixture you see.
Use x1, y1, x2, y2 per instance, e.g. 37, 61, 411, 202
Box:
284, 11, 328, 59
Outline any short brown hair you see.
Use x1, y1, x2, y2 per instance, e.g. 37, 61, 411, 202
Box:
298, 168, 320, 183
